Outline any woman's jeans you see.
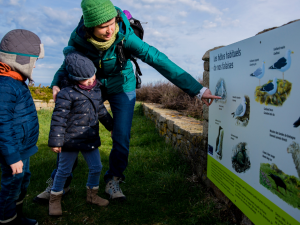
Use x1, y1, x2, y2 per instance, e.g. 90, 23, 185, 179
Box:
104, 90, 136, 183
52, 149, 102, 192
0, 158, 30, 221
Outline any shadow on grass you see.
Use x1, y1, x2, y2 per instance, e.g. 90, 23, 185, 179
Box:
1, 105, 234, 225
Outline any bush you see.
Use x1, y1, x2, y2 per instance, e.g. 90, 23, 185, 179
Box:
29, 84, 53, 102
136, 79, 204, 119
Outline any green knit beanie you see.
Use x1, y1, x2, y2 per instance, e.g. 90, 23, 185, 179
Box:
81, 0, 118, 28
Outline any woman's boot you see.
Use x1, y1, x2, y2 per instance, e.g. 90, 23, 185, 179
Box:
49, 190, 63, 216
86, 186, 109, 206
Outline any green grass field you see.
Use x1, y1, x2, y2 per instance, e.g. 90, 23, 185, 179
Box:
1, 104, 233, 225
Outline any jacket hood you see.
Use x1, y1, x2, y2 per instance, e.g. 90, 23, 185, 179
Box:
0, 29, 44, 82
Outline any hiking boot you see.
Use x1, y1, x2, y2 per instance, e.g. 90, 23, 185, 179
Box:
33, 178, 70, 204
86, 186, 109, 207
105, 177, 126, 201
49, 190, 63, 216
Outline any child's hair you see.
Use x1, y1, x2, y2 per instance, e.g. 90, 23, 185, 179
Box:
84, 15, 123, 40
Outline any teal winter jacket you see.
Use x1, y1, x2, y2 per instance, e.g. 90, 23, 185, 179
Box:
51, 7, 203, 96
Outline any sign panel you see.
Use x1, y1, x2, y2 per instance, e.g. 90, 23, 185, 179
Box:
208, 21, 300, 225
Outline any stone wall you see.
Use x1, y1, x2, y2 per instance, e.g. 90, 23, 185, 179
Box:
33, 99, 55, 111
33, 99, 111, 111
142, 103, 207, 175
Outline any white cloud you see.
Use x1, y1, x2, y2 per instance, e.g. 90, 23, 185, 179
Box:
156, 16, 171, 24
9, 0, 25, 6
202, 20, 217, 29
41, 36, 57, 46
141, 0, 173, 3
179, 11, 187, 17
36, 64, 59, 69
215, 17, 239, 27
178, 0, 222, 15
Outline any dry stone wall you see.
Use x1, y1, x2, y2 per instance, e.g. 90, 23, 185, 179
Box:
33, 99, 55, 111
142, 103, 207, 176
33, 100, 111, 111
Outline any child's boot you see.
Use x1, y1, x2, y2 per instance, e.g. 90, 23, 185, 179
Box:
33, 177, 71, 204
86, 186, 109, 206
49, 190, 63, 216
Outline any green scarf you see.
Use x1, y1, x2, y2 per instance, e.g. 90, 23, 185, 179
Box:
88, 23, 119, 51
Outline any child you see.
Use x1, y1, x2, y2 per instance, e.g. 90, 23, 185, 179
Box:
0, 29, 44, 225
48, 49, 113, 216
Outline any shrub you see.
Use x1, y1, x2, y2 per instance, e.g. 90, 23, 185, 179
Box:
136, 79, 204, 120
29, 84, 53, 102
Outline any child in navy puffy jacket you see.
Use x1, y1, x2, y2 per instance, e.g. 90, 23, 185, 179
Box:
0, 29, 44, 225
48, 50, 113, 216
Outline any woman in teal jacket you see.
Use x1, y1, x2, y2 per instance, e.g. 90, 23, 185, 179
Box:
48, 0, 220, 201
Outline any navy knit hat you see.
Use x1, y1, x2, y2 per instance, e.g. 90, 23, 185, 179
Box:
65, 51, 96, 81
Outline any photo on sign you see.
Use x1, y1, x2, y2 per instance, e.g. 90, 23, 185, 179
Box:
254, 49, 294, 106
214, 78, 227, 103
293, 117, 300, 128
260, 161, 300, 210
231, 142, 251, 173
215, 126, 224, 160
254, 78, 292, 106
231, 95, 250, 127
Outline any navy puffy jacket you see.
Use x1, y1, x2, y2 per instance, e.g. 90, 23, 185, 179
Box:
0, 76, 39, 165
48, 81, 113, 151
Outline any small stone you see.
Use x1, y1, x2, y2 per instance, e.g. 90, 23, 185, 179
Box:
167, 120, 174, 132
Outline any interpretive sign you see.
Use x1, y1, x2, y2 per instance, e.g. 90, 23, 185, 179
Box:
207, 21, 300, 225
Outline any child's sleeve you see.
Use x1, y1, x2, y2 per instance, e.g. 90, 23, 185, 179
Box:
48, 90, 72, 147
98, 103, 113, 131
0, 84, 21, 165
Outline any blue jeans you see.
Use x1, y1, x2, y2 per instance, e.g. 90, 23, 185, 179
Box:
52, 149, 102, 192
50, 153, 78, 188
0, 158, 30, 221
104, 90, 136, 182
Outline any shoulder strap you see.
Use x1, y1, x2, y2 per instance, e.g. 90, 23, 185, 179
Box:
116, 41, 142, 76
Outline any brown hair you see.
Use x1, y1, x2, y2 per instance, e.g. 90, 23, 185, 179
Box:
84, 15, 123, 40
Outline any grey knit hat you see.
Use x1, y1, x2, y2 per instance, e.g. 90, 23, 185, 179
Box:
0, 29, 44, 82
65, 51, 96, 81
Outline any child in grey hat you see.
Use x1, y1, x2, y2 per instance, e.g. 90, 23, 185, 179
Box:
0, 29, 44, 225
48, 49, 113, 216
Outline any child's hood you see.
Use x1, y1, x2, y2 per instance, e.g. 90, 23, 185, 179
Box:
0, 29, 44, 82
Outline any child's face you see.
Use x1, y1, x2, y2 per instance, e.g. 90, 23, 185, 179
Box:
78, 74, 96, 86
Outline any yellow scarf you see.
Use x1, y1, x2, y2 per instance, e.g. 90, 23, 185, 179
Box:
88, 23, 119, 51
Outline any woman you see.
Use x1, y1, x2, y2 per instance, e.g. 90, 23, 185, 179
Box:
40, 0, 221, 202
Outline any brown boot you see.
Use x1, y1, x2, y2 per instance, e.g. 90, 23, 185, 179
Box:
49, 190, 63, 216
86, 186, 109, 207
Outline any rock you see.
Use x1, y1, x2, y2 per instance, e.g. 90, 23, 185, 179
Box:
202, 46, 225, 61
203, 61, 209, 71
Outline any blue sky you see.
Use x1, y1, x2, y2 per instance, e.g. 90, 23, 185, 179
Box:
0, 0, 299, 85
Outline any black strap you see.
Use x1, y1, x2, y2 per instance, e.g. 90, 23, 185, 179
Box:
131, 57, 142, 76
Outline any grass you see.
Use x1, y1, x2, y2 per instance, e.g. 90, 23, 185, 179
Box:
2, 104, 233, 225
